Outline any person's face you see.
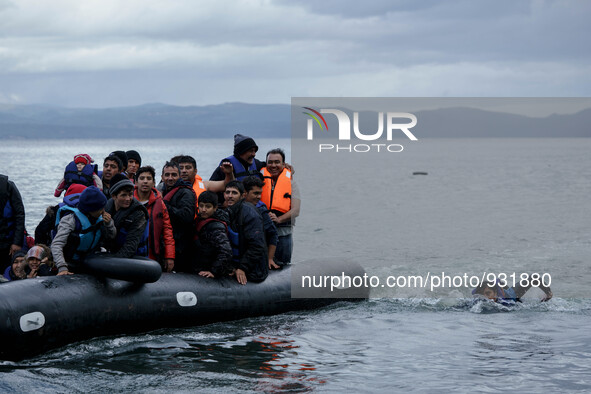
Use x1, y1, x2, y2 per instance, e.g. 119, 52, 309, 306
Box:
483, 287, 497, 300
103, 160, 119, 181
12, 256, 25, 276
27, 257, 41, 270
179, 162, 197, 183
88, 208, 104, 219
136, 172, 154, 194
162, 166, 180, 188
244, 186, 262, 205
224, 187, 242, 207
266, 153, 285, 177
127, 159, 140, 175
239, 147, 257, 165
198, 202, 216, 219
76, 162, 86, 171
113, 189, 133, 210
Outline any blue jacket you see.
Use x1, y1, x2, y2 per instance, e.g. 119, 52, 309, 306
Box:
222, 155, 260, 181
210, 156, 264, 182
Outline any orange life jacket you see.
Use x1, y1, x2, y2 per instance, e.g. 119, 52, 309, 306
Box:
192, 174, 206, 202
261, 167, 292, 214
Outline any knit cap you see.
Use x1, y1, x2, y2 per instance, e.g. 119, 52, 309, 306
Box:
11, 251, 26, 264
65, 184, 87, 197
109, 174, 134, 196
125, 150, 142, 165
74, 153, 93, 165
233, 134, 258, 156
78, 186, 107, 213
109, 151, 128, 169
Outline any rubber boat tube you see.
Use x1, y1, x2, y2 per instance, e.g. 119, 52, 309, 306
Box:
0, 259, 368, 361
83, 254, 163, 283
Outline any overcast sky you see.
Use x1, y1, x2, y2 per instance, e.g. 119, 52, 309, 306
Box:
1, 0, 589, 108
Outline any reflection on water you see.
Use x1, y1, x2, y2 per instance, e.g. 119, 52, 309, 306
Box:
1, 299, 590, 392
0, 316, 324, 392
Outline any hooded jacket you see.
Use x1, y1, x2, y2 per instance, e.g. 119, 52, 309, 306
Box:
195, 208, 233, 277
227, 200, 268, 282
134, 187, 175, 262
162, 179, 196, 272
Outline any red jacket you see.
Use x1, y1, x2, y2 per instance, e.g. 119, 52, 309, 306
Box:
134, 187, 175, 261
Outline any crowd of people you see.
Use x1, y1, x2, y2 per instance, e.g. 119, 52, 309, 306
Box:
1, 134, 300, 285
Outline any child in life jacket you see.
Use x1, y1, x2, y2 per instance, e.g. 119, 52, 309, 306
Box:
194, 191, 233, 278
36, 184, 87, 246
51, 186, 115, 275
54, 154, 103, 197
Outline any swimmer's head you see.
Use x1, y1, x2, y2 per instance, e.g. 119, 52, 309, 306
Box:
472, 282, 499, 301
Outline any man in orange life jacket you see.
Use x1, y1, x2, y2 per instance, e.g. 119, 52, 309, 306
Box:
161, 161, 196, 272
261, 149, 300, 267
177, 155, 235, 204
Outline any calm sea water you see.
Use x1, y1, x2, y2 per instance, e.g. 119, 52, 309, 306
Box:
1, 138, 590, 392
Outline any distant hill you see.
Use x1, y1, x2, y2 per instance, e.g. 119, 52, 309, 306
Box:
292, 106, 591, 139
410, 107, 591, 138
1, 102, 590, 139
0, 102, 291, 139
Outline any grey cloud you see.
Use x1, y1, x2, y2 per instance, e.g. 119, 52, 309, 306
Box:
276, 0, 441, 18
3, 1, 589, 64
0, 0, 589, 107
0, 0, 15, 11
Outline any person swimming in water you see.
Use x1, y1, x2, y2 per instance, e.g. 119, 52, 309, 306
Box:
472, 275, 553, 304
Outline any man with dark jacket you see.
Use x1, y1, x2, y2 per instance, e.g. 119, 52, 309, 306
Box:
224, 180, 268, 284
161, 162, 196, 272
104, 174, 149, 258
0, 174, 25, 272
210, 134, 265, 182
242, 176, 279, 270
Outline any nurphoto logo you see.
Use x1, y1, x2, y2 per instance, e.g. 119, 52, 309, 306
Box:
303, 107, 418, 153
